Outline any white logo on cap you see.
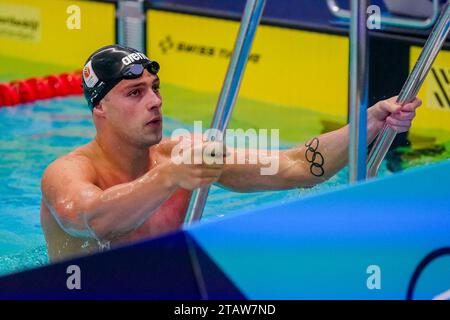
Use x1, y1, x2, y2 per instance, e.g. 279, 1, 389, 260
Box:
121, 52, 149, 66
83, 61, 99, 88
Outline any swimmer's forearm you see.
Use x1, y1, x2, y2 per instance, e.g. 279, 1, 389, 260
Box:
219, 126, 350, 191
84, 164, 178, 240
281, 116, 381, 187
264, 125, 350, 189
219, 121, 381, 191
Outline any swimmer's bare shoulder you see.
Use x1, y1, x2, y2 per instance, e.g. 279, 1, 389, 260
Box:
40, 143, 103, 261
41, 143, 100, 217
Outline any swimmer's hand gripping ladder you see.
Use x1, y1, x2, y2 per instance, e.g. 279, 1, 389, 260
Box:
185, 0, 267, 225
367, 3, 450, 178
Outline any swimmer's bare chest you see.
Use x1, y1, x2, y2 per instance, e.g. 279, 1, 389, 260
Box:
41, 140, 192, 261
88, 144, 192, 243
111, 187, 192, 243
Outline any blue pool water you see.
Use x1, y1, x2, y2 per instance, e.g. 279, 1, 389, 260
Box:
0, 96, 374, 277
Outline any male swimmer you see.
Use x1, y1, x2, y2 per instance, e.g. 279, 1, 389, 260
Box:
41, 45, 422, 261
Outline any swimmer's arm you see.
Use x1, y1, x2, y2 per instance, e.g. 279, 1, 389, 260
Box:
218, 97, 421, 191
41, 157, 178, 241
218, 124, 354, 191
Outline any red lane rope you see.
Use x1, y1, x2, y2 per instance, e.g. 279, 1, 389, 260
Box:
0, 71, 83, 107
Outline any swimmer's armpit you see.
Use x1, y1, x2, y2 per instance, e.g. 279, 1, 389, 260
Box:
304, 137, 325, 178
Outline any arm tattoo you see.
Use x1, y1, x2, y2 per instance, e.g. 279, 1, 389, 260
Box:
305, 137, 325, 177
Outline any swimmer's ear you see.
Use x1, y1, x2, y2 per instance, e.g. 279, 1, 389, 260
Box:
92, 100, 106, 118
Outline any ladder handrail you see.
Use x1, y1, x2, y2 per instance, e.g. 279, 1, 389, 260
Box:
185, 0, 267, 225
348, 0, 369, 182
367, 3, 450, 178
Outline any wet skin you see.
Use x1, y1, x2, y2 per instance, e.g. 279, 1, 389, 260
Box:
40, 139, 192, 261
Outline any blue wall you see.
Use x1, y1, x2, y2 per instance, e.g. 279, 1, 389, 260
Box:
1, 160, 449, 299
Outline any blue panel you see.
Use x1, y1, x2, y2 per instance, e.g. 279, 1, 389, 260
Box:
149, 0, 450, 41
149, 0, 386, 30
1, 158, 448, 299
0, 232, 245, 299
187, 160, 450, 299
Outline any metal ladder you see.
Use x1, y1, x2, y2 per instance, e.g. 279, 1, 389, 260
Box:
330, 0, 450, 180
185, 0, 267, 225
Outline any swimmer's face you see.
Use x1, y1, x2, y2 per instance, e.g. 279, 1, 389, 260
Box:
95, 70, 163, 147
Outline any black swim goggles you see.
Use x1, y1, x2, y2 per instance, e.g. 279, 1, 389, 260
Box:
90, 60, 160, 108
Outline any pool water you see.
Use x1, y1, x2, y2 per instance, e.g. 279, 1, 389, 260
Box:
0, 95, 376, 277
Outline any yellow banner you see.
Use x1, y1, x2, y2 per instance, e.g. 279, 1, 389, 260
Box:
410, 46, 450, 133
147, 10, 349, 118
0, 0, 115, 70
0, 2, 41, 43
